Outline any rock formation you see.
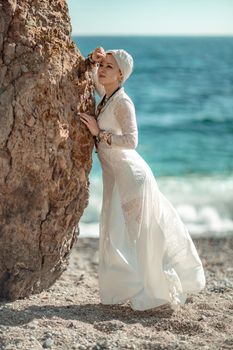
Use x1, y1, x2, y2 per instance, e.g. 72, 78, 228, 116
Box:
0, 0, 95, 300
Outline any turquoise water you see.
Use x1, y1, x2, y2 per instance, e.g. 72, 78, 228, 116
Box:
73, 36, 233, 237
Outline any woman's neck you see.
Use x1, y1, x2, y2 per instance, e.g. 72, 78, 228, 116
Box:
104, 83, 121, 98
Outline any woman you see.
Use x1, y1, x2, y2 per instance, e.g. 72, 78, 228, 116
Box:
79, 47, 206, 311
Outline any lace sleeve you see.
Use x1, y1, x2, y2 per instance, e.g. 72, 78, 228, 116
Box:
91, 64, 106, 98
95, 98, 138, 149
110, 98, 138, 149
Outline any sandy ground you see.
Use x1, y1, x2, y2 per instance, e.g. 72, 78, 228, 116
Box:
0, 236, 233, 350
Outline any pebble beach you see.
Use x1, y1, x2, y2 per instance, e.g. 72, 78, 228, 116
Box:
0, 236, 233, 349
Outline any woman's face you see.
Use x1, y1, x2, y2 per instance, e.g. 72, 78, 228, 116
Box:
97, 53, 123, 86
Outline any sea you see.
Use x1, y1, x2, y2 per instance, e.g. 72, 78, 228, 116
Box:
72, 35, 233, 238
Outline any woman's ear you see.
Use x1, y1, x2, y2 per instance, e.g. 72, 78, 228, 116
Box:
119, 70, 123, 82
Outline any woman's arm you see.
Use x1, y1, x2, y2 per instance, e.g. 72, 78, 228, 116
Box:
86, 50, 106, 98
97, 98, 138, 149
91, 63, 106, 98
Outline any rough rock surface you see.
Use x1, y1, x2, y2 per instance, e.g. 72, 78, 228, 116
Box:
0, 0, 95, 300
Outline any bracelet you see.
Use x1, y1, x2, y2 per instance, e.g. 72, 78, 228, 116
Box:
95, 130, 112, 145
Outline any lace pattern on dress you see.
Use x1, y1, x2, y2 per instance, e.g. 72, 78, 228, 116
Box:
121, 197, 143, 224
120, 196, 143, 246
96, 98, 138, 149
111, 98, 138, 149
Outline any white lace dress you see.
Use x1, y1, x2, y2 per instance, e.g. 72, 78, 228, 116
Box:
91, 64, 206, 311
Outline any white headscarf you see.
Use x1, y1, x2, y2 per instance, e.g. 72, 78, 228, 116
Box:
105, 49, 134, 84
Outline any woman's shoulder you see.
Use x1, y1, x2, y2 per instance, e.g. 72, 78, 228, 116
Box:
112, 90, 135, 118
114, 89, 134, 106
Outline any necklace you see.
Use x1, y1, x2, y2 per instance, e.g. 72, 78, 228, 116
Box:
94, 85, 122, 154
96, 86, 121, 118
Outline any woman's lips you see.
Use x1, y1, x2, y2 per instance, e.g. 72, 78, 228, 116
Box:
99, 74, 106, 78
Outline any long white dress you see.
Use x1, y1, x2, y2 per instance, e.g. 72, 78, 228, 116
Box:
91, 64, 206, 311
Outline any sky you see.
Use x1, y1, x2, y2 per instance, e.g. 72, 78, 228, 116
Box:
67, 0, 233, 36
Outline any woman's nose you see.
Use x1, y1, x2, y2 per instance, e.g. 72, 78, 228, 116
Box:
100, 65, 105, 71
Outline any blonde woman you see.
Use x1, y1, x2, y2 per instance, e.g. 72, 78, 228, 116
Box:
79, 47, 206, 311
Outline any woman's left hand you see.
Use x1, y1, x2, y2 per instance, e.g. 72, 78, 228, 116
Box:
79, 113, 100, 136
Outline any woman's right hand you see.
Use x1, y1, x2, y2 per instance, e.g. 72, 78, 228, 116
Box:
91, 47, 106, 63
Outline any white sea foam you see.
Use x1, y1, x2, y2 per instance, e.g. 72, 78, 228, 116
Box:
77, 172, 233, 238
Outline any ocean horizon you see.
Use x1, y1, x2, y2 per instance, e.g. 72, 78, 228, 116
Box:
72, 35, 233, 238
